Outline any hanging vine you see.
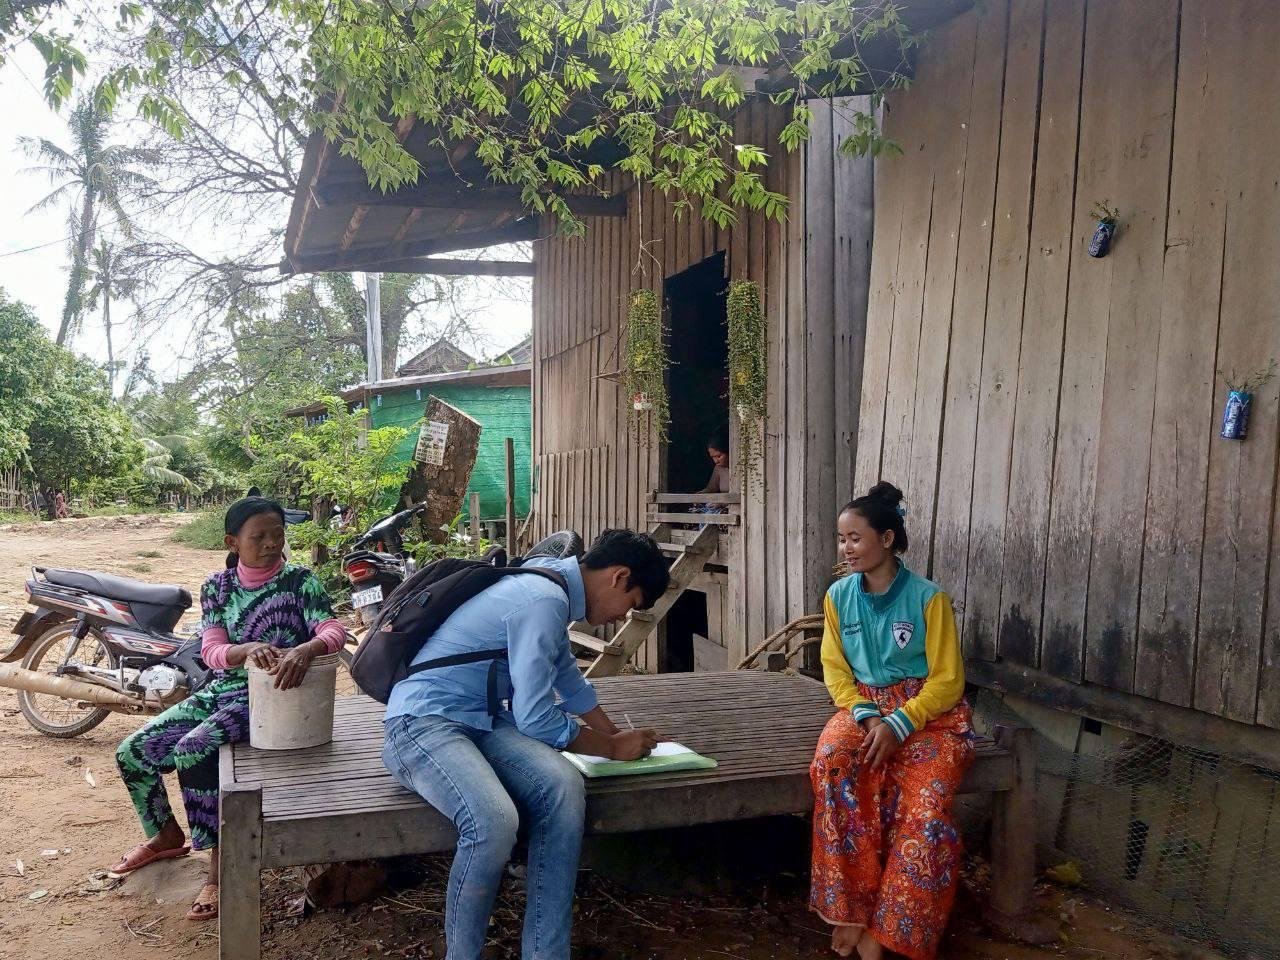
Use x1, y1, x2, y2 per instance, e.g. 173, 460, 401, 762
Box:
623, 288, 669, 443
727, 279, 767, 481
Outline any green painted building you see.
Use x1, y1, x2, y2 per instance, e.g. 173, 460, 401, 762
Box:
290, 362, 531, 522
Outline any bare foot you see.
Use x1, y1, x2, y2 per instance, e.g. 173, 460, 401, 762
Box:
186, 882, 219, 921
831, 924, 864, 957
855, 928, 884, 960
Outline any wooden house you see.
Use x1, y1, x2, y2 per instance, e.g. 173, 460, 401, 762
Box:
397, 338, 477, 377
851, 0, 1280, 769
282, 0, 1280, 765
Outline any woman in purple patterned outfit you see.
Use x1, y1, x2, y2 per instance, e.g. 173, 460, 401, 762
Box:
105, 497, 346, 920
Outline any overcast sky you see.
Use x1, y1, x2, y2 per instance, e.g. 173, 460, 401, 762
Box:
0, 45, 532, 390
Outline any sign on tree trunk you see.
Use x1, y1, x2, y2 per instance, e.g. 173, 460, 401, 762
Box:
402, 397, 481, 544
414, 419, 451, 465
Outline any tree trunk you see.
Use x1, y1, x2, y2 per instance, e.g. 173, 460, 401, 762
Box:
311, 495, 333, 566
57, 190, 96, 346
103, 286, 114, 394
401, 398, 481, 544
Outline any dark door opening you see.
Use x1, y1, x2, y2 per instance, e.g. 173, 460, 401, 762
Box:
658, 252, 727, 673
663, 252, 729, 494
661, 589, 708, 673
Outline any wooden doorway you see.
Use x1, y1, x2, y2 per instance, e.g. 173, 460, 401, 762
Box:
662, 251, 728, 495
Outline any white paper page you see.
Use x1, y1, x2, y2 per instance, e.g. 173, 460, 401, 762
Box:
569, 741, 693, 765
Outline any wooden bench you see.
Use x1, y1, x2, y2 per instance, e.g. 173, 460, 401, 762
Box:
217, 671, 1036, 959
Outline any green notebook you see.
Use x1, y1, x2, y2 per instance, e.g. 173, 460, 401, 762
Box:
563, 741, 718, 779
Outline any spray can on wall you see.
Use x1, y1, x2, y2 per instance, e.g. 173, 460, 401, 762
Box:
1220, 390, 1252, 441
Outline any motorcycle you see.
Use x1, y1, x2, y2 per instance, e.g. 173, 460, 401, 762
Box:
341, 509, 584, 627
1, 524, 583, 739
2, 566, 209, 737
0, 507, 346, 738
342, 504, 424, 626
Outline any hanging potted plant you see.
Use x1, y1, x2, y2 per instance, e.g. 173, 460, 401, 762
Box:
1218, 359, 1276, 441
623, 289, 669, 441
727, 279, 767, 482
1088, 200, 1119, 258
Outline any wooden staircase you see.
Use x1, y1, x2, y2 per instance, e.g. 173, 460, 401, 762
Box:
576, 492, 738, 677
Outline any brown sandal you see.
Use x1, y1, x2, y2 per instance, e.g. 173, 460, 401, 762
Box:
106, 841, 190, 878
186, 883, 219, 921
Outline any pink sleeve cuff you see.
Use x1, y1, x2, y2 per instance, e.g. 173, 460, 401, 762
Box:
311, 619, 347, 655
201, 626, 232, 670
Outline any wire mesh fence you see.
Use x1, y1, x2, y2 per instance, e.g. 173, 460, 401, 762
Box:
974, 692, 1280, 959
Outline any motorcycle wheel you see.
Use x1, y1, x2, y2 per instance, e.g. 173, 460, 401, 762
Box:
18, 622, 114, 738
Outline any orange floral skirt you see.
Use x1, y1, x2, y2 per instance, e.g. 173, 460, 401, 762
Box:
809, 678, 975, 960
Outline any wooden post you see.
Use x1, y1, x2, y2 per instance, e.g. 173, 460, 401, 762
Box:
984, 725, 1056, 943
988, 725, 1035, 917
505, 436, 516, 554
469, 491, 481, 547
219, 748, 263, 960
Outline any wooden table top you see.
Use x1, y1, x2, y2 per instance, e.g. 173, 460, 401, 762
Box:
225, 670, 1007, 869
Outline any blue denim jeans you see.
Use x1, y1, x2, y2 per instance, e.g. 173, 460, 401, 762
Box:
383, 713, 587, 960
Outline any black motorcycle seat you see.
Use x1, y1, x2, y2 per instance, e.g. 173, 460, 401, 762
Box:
44, 569, 193, 610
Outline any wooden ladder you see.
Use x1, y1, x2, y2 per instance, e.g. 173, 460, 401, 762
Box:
576, 492, 738, 677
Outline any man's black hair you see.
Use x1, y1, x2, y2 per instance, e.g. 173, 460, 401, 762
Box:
581, 528, 670, 608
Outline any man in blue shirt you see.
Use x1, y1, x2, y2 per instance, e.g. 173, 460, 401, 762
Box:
382, 529, 670, 960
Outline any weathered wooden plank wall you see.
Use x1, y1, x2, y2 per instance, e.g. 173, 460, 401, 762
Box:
857, 0, 1280, 728
531, 97, 874, 671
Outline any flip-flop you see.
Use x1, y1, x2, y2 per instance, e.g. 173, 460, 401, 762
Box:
106, 842, 191, 878
186, 883, 219, 921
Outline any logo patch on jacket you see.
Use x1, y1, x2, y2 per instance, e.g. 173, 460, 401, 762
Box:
892, 620, 915, 649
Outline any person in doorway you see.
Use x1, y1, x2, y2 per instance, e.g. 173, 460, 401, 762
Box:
687, 431, 731, 528
106, 496, 347, 921
809, 482, 974, 960
381, 529, 671, 960
698, 431, 731, 495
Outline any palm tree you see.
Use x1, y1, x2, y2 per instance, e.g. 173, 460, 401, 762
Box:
20, 99, 157, 346
138, 436, 203, 493
83, 240, 142, 393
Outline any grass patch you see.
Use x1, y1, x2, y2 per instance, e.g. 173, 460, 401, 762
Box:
136, 549, 163, 558
133, 563, 154, 573
0, 510, 40, 525
170, 509, 227, 551
85, 505, 154, 517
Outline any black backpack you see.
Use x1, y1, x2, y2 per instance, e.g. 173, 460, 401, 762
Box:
349, 556, 567, 706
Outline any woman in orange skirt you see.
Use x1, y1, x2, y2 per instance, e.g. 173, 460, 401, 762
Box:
810, 482, 974, 959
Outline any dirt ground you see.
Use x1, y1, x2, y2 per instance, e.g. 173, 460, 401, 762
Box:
0, 515, 1196, 960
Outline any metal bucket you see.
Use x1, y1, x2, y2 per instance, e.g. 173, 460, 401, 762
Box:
247, 652, 338, 750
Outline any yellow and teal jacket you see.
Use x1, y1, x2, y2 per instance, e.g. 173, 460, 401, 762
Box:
819, 561, 965, 742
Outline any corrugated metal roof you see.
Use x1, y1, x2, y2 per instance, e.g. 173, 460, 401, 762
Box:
283, 363, 531, 417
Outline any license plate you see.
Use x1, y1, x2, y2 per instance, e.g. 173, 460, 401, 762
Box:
351, 586, 384, 608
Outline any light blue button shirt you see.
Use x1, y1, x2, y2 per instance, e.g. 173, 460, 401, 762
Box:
383, 556, 598, 749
